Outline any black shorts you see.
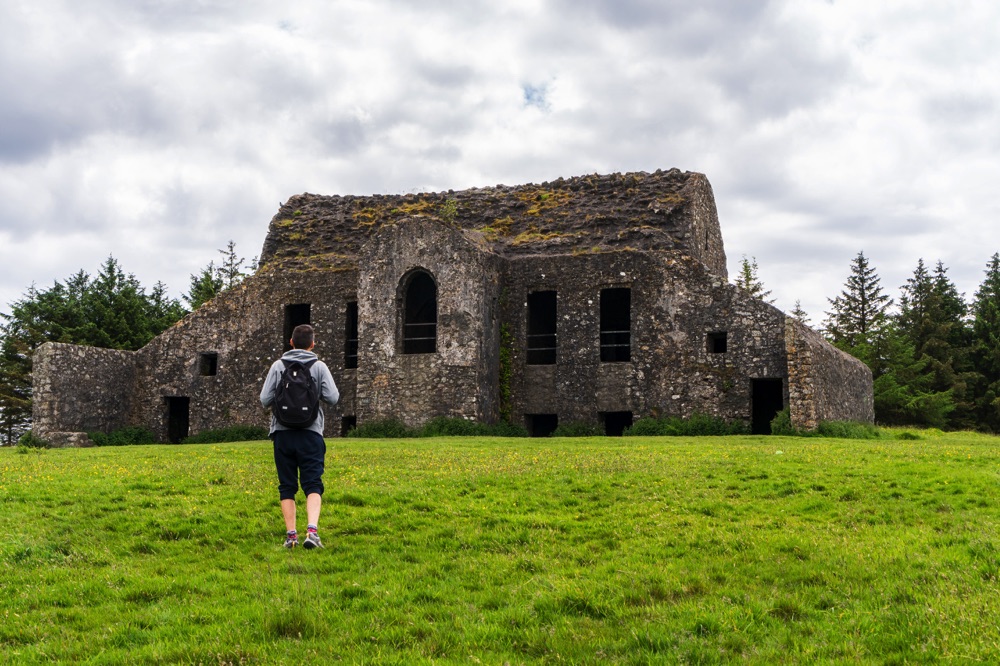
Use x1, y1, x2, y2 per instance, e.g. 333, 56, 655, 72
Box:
272, 430, 326, 500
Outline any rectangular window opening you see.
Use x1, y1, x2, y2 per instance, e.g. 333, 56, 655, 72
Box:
601, 411, 634, 437
341, 415, 357, 437
284, 303, 312, 352
526, 414, 558, 438
707, 331, 728, 354
198, 352, 218, 376
344, 301, 358, 369
527, 290, 557, 365
600, 288, 631, 362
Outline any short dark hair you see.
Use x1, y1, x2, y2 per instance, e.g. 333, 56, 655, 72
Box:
291, 324, 314, 349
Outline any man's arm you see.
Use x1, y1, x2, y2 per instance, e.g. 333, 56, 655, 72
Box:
317, 362, 340, 406
260, 362, 280, 408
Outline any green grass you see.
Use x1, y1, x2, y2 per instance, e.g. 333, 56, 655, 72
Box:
2, 431, 1000, 664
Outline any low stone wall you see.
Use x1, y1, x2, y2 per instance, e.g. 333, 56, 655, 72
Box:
32, 342, 136, 444
785, 319, 874, 429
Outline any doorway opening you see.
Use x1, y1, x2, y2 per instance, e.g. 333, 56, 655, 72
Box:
526, 414, 558, 437
751, 379, 784, 435
166, 397, 190, 444
601, 411, 634, 436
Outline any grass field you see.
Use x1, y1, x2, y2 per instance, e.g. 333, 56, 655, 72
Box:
2, 432, 1000, 664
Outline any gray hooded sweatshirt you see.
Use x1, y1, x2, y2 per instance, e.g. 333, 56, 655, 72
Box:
260, 348, 340, 436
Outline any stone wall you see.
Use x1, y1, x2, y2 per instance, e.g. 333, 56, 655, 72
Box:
785, 319, 874, 429
132, 269, 359, 442
32, 342, 136, 447
355, 218, 504, 426
501, 250, 788, 430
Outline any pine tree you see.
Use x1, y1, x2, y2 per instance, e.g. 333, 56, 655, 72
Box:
734, 255, 774, 303
789, 300, 810, 325
217, 240, 255, 290
184, 241, 255, 309
184, 262, 224, 310
894, 259, 970, 427
971, 253, 1000, 431
824, 251, 892, 348
823, 251, 955, 426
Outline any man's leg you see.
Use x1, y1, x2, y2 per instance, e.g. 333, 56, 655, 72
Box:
299, 431, 326, 549
281, 498, 297, 532
273, 432, 301, 546
306, 492, 321, 528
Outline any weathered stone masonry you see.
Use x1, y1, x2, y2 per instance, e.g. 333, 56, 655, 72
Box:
32, 169, 873, 446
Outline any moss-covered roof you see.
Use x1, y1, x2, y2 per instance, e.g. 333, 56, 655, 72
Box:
259, 169, 716, 273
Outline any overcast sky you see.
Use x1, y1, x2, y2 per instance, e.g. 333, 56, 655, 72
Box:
2, 0, 998, 326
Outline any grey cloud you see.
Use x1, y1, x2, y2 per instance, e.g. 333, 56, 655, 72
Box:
317, 116, 367, 155
413, 60, 475, 90
555, 0, 771, 35
922, 93, 996, 125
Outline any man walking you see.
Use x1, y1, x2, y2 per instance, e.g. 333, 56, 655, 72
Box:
260, 324, 340, 549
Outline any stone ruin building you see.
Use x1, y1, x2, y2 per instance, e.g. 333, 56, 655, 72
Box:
32, 169, 873, 446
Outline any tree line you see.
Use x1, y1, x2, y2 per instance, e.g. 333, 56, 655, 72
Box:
818, 251, 1000, 432
0, 242, 254, 445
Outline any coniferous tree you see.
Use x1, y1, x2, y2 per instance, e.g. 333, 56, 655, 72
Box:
971, 253, 1000, 431
824, 251, 893, 349
823, 251, 954, 426
0, 257, 186, 442
217, 240, 256, 290
184, 261, 224, 309
894, 258, 970, 427
789, 300, 810, 325
184, 241, 255, 309
734, 255, 774, 303
0, 326, 32, 445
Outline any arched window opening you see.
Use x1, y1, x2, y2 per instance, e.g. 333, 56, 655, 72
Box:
403, 271, 437, 354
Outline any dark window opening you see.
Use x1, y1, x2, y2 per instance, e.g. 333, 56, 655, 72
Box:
526, 414, 558, 438
344, 301, 358, 369
751, 379, 784, 435
527, 290, 557, 365
199, 352, 218, 376
166, 397, 190, 444
600, 288, 631, 362
403, 271, 437, 354
708, 331, 728, 354
602, 411, 634, 437
284, 303, 312, 352
341, 415, 357, 436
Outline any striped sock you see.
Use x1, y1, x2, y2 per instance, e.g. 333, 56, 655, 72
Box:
307, 525, 318, 535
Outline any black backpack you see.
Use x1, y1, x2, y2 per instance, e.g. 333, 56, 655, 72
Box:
272, 358, 320, 428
